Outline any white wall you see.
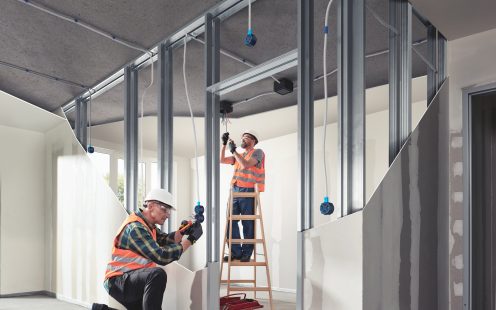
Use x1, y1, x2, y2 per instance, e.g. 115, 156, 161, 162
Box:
0, 125, 46, 295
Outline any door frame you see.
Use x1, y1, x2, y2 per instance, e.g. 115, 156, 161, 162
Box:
462, 82, 496, 310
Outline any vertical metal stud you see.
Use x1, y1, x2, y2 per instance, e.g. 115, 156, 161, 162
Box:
296, 0, 314, 308
389, 0, 412, 164
206, 13, 221, 310
437, 32, 447, 89
124, 66, 139, 213
158, 42, 174, 232
338, 0, 366, 216
75, 97, 88, 151
427, 24, 437, 104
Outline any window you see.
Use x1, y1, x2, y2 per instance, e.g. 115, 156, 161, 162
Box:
117, 159, 125, 204
151, 162, 159, 190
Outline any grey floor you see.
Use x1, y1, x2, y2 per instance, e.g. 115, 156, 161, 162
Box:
0, 290, 296, 309
0, 295, 86, 309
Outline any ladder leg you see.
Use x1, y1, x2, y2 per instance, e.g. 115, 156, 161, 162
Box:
253, 195, 257, 299
257, 193, 273, 309
227, 189, 234, 295
219, 196, 230, 285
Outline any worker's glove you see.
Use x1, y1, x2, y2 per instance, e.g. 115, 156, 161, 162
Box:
222, 132, 230, 146
228, 141, 237, 154
179, 220, 192, 235
187, 222, 203, 244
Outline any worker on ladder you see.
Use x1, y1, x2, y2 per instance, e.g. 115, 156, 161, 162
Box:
220, 129, 265, 262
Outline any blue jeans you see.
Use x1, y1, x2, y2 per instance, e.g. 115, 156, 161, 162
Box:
226, 186, 255, 258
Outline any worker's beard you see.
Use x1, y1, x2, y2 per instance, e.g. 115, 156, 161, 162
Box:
241, 141, 247, 148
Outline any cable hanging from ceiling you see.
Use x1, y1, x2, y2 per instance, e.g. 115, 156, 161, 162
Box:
183, 36, 204, 219
319, 0, 336, 216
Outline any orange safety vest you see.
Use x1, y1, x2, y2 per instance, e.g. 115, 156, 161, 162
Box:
230, 148, 265, 192
104, 213, 157, 280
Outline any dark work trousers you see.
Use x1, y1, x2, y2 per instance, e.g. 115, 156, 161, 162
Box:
109, 267, 167, 310
226, 185, 255, 258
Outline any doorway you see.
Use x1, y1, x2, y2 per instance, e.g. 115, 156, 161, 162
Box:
464, 86, 496, 309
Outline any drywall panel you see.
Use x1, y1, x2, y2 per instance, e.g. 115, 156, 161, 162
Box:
363, 81, 450, 310
0, 125, 46, 295
44, 121, 127, 308
0, 90, 63, 132
303, 212, 363, 310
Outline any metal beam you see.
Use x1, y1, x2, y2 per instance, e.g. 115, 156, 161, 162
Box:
158, 42, 174, 232
296, 0, 313, 308
206, 49, 297, 96
389, 0, 412, 165
438, 32, 447, 89
206, 13, 221, 310
338, 0, 366, 216
124, 66, 139, 213
75, 98, 87, 151
427, 24, 437, 104
61, 0, 255, 114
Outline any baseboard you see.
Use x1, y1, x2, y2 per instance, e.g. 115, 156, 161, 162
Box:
0, 290, 55, 298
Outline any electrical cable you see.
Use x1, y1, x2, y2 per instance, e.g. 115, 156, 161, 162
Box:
87, 88, 94, 153
183, 37, 201, 204
18, 0, 148, 53
248, 0, 252, 34
320, 0, 335, 215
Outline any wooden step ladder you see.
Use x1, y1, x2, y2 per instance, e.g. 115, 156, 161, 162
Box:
220, 188, 273, 309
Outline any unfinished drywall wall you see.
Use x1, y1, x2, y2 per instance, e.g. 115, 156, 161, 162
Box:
362, 81, 450, 310
447, 27, 496, 309
303, 212, 363, 310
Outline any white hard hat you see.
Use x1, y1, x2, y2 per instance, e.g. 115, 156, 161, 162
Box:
242, 129, 259, 144
144, 188, 176, 210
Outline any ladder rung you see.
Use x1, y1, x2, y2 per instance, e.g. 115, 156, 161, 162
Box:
232, 192, 258, 198
221, 279, 256, 284
229, 287, 271, 292
229, 239, 263, 244
225, 260, 267, 266
229, 215, 261, 220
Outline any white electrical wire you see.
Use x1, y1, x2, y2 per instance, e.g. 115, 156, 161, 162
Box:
87, 88, 92, 148
322, 0, 334, 198
183, 37, 201, 203
248, 0, 252, 32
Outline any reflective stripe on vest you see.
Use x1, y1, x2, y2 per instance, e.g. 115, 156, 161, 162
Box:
104, 213, 157, 280
231, 148, 265, 192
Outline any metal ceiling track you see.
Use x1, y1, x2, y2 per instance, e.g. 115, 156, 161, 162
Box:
207, 49, 298, 96
60, 0, 255, 114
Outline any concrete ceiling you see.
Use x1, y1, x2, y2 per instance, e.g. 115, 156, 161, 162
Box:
1, 0, 429, 126
410, 0, 496, 40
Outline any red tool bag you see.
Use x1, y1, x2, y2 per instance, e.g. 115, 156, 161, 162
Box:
220, 293, 264, 310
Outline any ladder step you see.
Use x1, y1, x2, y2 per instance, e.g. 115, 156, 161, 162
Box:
221, 279, 256, 284
229, 239, 263, 244
229, 215, 261, 220
225, 260, 267, 266
232, 192, 258, 198
228, 287, 271, 292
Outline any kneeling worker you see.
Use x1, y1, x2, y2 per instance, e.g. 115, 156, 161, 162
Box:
92, 188, 203, 310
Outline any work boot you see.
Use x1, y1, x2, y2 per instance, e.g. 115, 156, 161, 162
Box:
91, 303, 109, 310
240, 255, 251, 262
